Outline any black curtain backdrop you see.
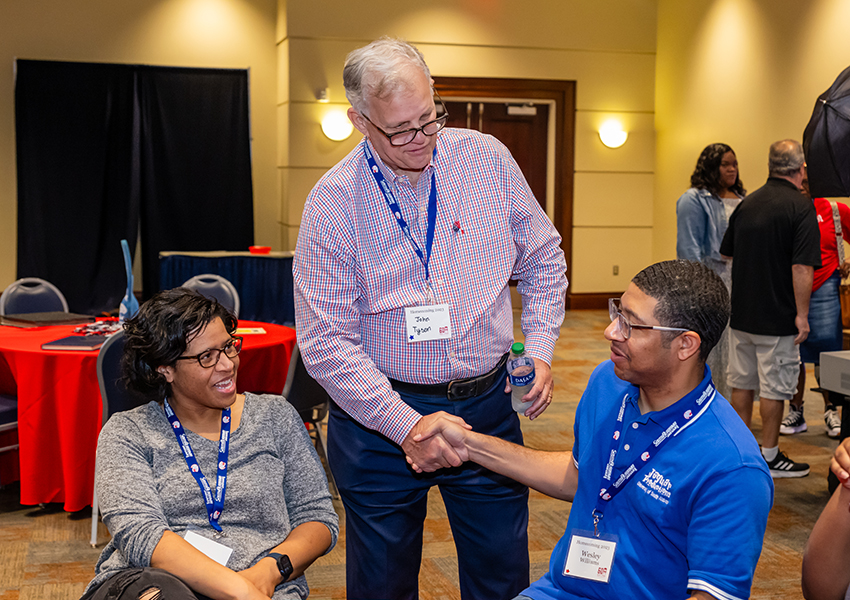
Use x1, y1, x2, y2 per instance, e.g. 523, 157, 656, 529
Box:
137, 67, 254, 299
15, 60, 254, 314
15, 61, 138, 314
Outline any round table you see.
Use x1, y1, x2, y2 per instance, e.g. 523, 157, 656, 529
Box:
0, 319, 295, 511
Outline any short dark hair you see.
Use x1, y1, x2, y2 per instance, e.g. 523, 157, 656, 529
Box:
690, 143, 745, 197
631, 260, 729, 362
122, 287, 237, 401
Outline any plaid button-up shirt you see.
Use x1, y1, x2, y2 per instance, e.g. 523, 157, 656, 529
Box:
294, 128, 567, 444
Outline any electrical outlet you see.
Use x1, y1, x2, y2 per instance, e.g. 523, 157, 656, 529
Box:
613, 265, 619, 276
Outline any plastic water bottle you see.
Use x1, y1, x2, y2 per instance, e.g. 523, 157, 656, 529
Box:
507, 342, 536, 413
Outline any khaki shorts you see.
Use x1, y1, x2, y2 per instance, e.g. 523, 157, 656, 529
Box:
727, 329, 800, 400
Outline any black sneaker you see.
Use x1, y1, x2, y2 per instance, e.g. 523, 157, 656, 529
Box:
780, 404, 807, 435
825, 405, 841, 438
764, 450, 810, 478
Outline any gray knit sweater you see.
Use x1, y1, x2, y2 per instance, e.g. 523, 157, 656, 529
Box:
83, 393, 339, 599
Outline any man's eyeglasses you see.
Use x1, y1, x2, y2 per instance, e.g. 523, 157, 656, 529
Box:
176, 337, 243, 368
608, 298, 689, 340
360, 92, 450, 147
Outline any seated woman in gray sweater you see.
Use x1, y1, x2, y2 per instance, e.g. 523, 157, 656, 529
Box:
81, 288, 338, 600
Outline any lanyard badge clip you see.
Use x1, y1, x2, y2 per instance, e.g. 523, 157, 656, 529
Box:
592, 509, 603, 538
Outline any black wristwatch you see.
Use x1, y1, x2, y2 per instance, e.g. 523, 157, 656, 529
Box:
266, 552, 293, 582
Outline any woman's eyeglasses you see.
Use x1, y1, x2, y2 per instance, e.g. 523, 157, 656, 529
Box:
176, 337, 243, 368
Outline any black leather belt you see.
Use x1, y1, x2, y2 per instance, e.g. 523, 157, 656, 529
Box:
388, 353, 509, 401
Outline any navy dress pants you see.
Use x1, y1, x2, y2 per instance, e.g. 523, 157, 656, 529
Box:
328, 374, 530, 600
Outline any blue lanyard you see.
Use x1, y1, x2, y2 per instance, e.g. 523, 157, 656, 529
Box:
592, 376, 716, 537
164, 398, 231, 533
364, 143, 438, 284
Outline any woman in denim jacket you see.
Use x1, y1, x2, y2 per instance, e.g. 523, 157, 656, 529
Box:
676, 143, 746, 398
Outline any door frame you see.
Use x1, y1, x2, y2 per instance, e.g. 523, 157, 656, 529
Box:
432, 77, 576, 308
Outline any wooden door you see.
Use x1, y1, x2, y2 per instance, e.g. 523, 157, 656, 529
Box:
442, 100, 549, 213
434, 77, 575, 307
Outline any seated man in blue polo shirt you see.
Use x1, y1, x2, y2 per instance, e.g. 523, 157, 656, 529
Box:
410, 259, 773, 600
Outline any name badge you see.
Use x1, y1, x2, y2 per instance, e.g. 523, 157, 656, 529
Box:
184, 529, 233, 566
405, 305, 451, 342
563, 531, 618, 583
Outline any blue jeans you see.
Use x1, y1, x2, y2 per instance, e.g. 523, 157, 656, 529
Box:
327, 372, 530, 600
800, 270, 842, 364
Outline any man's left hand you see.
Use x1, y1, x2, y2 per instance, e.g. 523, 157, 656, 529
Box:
794, 315, 810, 345
504, 358, 554, 420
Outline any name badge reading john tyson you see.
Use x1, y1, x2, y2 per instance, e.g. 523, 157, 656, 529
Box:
405, 305, 452, 342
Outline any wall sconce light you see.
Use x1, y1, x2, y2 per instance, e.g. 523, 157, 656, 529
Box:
321, 109, 354, 141
598, 119, 628, 149
316, 88, 329, 103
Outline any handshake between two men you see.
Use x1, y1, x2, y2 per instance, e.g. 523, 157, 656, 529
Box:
401, 408, 580, 504
399, 360, 560, 478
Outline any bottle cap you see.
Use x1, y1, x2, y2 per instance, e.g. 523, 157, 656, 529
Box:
511, 342, 525, 354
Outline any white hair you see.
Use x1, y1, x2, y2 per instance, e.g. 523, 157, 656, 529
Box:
768, 139, 805, 177
343, 37, 432, 114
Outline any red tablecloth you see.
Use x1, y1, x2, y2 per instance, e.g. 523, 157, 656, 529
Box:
0, 320, 295, 511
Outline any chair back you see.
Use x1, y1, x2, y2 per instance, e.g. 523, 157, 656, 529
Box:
181, 274, 240, 317
0, 277, 69, 315
91, 330, 148, 546
0, 394, 18, 451
96, 331, 148, 426
283, 344, 330, 424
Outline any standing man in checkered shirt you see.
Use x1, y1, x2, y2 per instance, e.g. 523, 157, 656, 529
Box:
293, 37, 567, 600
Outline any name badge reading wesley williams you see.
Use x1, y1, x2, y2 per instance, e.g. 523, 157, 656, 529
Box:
563, 531, 618, 583
404, 305, 451, 342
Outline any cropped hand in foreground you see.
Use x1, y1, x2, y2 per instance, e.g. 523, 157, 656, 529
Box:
832, 438, 850, 490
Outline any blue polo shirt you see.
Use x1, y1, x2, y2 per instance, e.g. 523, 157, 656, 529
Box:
525, 361, 773, 600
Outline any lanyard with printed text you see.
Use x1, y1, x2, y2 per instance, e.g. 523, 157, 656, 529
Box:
364, 143, 438, 296
164, 398, 231, 534
592, 376, 716, 537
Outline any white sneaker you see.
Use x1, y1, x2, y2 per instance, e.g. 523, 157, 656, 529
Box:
825, 405, 841, 438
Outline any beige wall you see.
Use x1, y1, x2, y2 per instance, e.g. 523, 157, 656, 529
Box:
655, 0, 850, 262
8, 2, 848, 301
278, 0, 658, 294
0, 0, 278, 291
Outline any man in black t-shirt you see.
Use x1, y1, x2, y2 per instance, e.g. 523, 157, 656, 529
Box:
720, 139, 821, 479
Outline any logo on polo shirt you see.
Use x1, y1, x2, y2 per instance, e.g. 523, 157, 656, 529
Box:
636, 468, 673, 505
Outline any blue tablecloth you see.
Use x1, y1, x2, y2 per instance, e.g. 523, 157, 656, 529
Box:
159, 251, 294, 325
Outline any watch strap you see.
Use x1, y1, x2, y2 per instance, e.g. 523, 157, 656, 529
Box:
266, 552, 293, 581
